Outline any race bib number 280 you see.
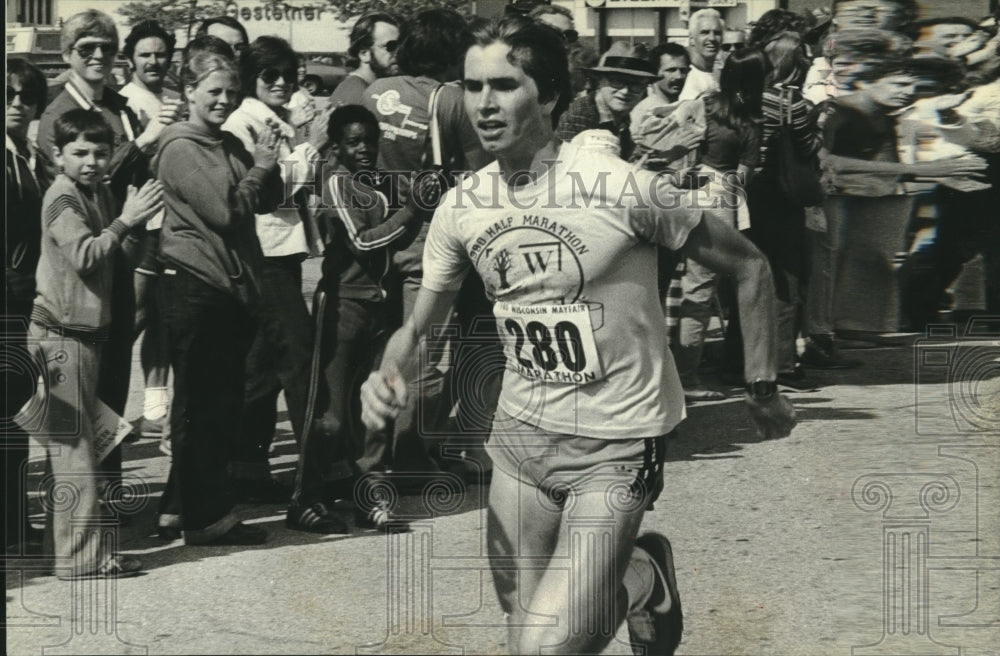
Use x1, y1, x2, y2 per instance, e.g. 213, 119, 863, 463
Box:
494, 302, 605, 385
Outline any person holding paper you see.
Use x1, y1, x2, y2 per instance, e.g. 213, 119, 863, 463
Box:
29, 109, 162, 579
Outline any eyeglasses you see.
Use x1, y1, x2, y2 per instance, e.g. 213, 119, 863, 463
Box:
562, 29, 579, 44
72, 41, 118, 59
721, 43, 745, 52
603, 77, 646, 93
258, 68, 298, 85
375, 40, 399, 53
6, 86, 41, 107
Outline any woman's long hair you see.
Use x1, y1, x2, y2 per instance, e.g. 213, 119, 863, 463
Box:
714, 46, 767, 133
765, 31, 810, 87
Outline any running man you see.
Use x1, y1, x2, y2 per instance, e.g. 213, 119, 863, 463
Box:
360, 16, 796, 656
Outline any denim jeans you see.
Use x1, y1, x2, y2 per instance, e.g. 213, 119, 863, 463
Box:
236, 255, 314, 482
97, 257, 135, 483
158, 268, 254, 540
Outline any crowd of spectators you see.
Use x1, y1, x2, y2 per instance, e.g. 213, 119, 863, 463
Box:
5, 0, 999, 579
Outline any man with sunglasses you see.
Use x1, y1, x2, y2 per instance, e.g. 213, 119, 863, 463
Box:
312, 12, 401, 149
716, 29, 747, 74
36, 10, 178, 496
328, 12, 400, 109
38, 11, 173, 188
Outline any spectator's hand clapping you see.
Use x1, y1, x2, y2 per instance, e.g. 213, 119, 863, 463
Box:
252, 119, 282, 170
120, 180, 164, 229
745, 392, 797, 440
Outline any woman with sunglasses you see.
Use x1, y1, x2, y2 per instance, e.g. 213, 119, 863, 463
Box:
154, 50, 284, 544
221, 36, 328, 521
5, 58, 49, 555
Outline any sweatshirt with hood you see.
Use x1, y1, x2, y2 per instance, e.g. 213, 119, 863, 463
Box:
155, 121, 283, 304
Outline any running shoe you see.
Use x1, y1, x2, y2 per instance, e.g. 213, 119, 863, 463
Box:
627, 532, 683, 656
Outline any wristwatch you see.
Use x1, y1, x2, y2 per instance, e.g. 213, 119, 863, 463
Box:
745, 380, 777, 401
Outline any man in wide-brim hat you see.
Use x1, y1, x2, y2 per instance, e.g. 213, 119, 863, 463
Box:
556, 48, 658, 159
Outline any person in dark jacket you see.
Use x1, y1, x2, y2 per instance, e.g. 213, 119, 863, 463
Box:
4, 58, 48, 554
154, 50, 284, 546
300, 105, 432, 532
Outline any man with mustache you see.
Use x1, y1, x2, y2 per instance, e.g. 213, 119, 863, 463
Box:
680, 8, 724, 101
631, 42, 693, 130
119, 20, 183, 445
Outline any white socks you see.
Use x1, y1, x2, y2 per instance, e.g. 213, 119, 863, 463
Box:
143, 387, 170, 420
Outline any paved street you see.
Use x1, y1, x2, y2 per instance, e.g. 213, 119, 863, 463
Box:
5, 259, 999, 655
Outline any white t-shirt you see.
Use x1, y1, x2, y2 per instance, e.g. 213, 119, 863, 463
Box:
120, 82, 178, 231
679, 66, 719, 101
119, 82, 179, 128
422, 142, 702, 439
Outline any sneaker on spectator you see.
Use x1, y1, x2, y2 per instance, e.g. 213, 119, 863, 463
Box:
354, 504, 410, 533
627, 532, 683, 656
286, 502, 349, 535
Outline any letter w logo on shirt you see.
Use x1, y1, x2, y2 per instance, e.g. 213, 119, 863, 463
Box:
519, 241, 563, 274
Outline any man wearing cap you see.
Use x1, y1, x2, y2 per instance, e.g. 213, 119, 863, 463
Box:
555, 48, 659, 159
680, 9, 724, 101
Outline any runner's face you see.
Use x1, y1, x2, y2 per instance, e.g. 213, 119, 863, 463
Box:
131, 37, 171, 88
186, 70, 239, 128
464, 42, 554, 161
368, 22, 400, 78
334, 121, 378, 173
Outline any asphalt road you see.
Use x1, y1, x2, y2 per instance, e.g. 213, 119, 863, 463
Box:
5, 258, 999, 655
